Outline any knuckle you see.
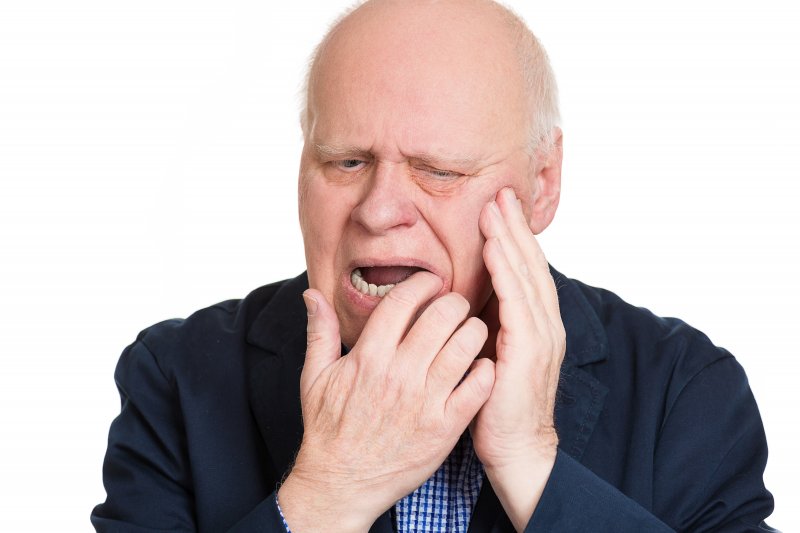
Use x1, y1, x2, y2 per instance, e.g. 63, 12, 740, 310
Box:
429, 295, 467, 324
500, 290, 528, 305
466, 368, 491, 398
451, 320, 486, 358
450, 331, 476, 360
379, 367, 406, 398
518, 261, 533, 282
305, 328, 325, 346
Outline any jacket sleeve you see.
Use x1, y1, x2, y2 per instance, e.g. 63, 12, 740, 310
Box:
91, 338, 289, 533
524, 356, 775, 532
525, 450, 673, 532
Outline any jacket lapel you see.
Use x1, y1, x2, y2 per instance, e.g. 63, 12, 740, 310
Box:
550, 267, 610, 462
246, 273, 309, 480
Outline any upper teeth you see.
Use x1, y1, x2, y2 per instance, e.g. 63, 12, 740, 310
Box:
351, 268, 396, 297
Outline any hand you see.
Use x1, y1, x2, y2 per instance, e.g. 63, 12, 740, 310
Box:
472, 187, 566, 531
278, 272, 496, 533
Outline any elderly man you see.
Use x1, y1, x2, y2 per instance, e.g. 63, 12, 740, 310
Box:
92, 0, 774, 531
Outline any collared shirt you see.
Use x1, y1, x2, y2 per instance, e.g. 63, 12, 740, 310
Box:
277, 432, 484, 532
395, 431, 483, 532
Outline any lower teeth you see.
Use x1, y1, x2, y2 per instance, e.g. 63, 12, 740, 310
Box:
351, 268, 396, 297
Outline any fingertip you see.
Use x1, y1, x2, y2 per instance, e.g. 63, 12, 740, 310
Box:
499, 186, 516, 204
302, 291, 318, 316
404, 269, 443, 293
479, 200, 498, 237
468, 357, 496, 400
465, 316, 489, 344
470, 355, 495, 374
450, 291, 471, 315
446, 358, 495, 423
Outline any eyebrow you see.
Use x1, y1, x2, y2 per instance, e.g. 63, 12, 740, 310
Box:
313, 143, 368, 159
313, 143, 482, 170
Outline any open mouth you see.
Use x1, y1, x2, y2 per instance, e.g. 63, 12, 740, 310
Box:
350, 266, 425, 297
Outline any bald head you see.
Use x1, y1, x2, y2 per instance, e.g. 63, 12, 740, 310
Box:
300, 0, 560, 153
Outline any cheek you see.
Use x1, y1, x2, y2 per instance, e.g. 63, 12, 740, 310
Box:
428, 196, 490, 300
299, 176, 354, 289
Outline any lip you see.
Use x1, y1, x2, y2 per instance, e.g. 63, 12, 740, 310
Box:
341, 256, 449, 310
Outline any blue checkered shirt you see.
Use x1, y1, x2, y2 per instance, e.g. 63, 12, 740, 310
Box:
277, 431, 484, 532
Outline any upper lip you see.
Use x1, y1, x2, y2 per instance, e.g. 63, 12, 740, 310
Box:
347, 257, 442, 280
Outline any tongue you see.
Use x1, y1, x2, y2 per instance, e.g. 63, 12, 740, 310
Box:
361, 266, 422, 286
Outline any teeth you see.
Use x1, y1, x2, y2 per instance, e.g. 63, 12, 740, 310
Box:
351, 268, 396, 298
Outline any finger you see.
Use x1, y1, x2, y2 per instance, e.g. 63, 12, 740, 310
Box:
479, 198, 539, 309
426, 317, 488, 402
301, 289, 342, 394
444, 357, 495, 428
357, 271, 443, 354
496, 188, 560, 317
400, 292, 471, 369
482, 235, 540, 350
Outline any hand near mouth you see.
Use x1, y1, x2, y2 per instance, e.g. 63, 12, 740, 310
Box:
278, 270, 496, 532
473, 187, 566, 531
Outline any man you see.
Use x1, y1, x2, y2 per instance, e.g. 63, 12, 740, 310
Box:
92, 0, 775, 531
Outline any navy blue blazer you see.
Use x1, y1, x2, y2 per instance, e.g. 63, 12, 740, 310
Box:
92, 270, 775, 532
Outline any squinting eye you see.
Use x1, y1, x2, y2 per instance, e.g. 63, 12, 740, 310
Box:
426, 168, 459, 180
336, 159, 366, 171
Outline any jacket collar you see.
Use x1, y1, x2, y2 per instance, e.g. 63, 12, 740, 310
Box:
245, 273, 309, 482
245, 268, 609, 531
550, 266, 609, 367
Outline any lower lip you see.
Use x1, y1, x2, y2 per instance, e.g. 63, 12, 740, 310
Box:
339, 269, 451, 313
341, 271, 382, 312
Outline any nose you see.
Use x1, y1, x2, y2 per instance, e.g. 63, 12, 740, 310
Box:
350, 161, 419, 235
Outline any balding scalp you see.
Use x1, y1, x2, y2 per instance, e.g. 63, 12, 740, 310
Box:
299, 0, 560, 155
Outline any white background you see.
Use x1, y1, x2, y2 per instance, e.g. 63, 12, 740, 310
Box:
0, 0, 797, 530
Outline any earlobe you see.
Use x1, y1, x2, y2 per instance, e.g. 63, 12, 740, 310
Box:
528, 129, 563, 235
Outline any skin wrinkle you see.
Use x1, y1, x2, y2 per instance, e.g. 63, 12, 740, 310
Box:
280, 2, 566, 531
300, 1, 560, 153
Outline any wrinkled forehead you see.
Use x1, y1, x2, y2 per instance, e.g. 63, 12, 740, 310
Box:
306, 1, 529, 147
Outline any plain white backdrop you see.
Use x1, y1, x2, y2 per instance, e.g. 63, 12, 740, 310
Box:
0, 0, 797, 530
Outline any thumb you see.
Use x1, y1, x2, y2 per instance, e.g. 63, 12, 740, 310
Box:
300, 288, 342, 394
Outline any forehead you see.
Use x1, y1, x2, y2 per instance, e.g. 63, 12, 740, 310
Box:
307, 2, 528, 154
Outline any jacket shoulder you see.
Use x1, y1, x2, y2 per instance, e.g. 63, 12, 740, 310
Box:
119, 279, 291, 383
571, 277, 735, 374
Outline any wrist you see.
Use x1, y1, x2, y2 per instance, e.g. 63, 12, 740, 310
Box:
277, 469, 383, 533
483, 446, 557, 532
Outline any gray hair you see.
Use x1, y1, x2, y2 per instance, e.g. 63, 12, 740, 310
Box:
299, 0, 560, 155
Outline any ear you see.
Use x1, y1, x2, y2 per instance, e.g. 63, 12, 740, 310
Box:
528, 128, 563, 235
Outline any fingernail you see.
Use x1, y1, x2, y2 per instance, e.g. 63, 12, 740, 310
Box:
501, 187, 517, 203
303, 292, 318, 316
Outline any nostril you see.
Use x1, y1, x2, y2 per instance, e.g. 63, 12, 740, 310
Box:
350, 173, 419, 234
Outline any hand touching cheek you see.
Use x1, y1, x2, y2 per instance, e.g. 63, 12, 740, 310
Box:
472, 187, 566, 532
